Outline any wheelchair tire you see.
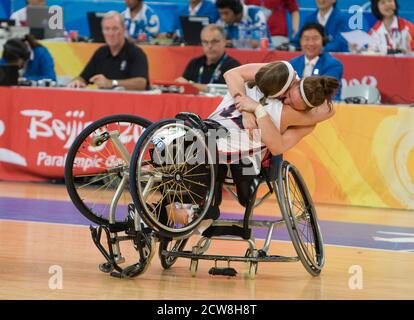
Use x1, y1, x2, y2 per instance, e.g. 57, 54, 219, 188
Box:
277, 160, 325, 276
158, 237, 189, 269
65, 114, 151, 231
129, 118, 216, 238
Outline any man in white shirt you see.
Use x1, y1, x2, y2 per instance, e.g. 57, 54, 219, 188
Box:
121, 0, 160, 41
10, 0, 45, 26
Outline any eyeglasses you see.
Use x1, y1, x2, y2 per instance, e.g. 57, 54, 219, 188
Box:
201, 39, 222, 46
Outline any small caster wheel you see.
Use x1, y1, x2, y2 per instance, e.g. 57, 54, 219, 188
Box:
190, 259, 198, 277
247, 249, 258, 279
99, 262, 114, 273
248, 261, 258, 279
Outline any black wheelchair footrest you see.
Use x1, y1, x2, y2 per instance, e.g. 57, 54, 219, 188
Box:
209, 267, 237, 277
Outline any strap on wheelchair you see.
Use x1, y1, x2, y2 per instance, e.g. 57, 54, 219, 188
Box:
265, 154, 283, 182
176, 112, 208, 133
175, 112, 229, 138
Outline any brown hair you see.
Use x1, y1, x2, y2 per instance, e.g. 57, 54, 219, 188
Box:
302, 76, 339, 108
247, 61, 291, 105
22, 34, 42, 49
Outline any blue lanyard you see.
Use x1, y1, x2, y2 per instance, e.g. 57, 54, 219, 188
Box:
197, 54, 228, 84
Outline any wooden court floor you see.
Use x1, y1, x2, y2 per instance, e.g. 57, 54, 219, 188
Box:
0, 181, 414, 300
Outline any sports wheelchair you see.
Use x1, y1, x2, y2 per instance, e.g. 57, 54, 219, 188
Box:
65, 113, 325, 279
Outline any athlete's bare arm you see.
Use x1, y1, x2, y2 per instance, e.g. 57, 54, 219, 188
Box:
256, 113, 316, 155
223, 63, 267, 97
280, 102, 335, 133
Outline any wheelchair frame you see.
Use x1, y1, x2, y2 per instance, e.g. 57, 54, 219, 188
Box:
65, 113, 325, 279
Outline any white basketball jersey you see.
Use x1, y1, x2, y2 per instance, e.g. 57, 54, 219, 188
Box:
208, 85, 283, 172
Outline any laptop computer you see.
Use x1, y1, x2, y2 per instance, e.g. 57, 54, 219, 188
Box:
26, 6, 65, 39
180, 16, 209, 46
87, 12, 105, 43
0, 65, 19, 86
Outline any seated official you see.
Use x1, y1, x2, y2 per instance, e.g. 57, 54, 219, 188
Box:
121, 0, 160, 42
175, 24, 240, 92
290, 23, 343, 100
216, 0, 271, 49
68, 11, 149, 90
296, 0, 350, 52
368, 0, 414, 55
0, 35, 56, 81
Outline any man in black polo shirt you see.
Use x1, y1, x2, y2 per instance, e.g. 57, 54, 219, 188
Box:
68, 11, 149, 90
175, 24, 240, 92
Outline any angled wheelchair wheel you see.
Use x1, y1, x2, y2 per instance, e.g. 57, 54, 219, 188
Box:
158, 237, 189, 269
277, 160, 325, 276
65, 114, 151, 231
129, 119, 215, 238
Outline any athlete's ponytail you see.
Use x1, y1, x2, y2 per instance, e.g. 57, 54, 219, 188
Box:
301, 76, 339, 108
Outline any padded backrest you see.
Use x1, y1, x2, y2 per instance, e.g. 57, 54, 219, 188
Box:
341, 84, 381, 104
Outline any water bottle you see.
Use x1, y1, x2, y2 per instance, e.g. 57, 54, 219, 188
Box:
259, 23, 269, 50
152, 136, 165, 152
237, 22, 247, 48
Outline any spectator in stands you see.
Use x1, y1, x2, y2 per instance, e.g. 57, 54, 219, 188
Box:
121, 0, 160, 42
298, 0, 349, 52
290, 23, 343, 100
216, 0, 271, 49
68, 11, 149, 90
368, 0, 414, 54
0, 35, 56, 81
244, 0, 300, 48
176, 24, 240, 92
10, 0, 45, 26
173, 0, 220, 40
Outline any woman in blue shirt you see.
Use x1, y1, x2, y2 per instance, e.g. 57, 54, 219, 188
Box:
1, 35, 56, 81
23, 34, 56, 81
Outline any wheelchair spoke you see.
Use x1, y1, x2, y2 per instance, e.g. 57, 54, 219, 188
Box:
289, 179, 302, 210
184, 172, 210, 177
173, 136, 185, 167
179, 181, 200, 203
176, 183, 185, 204
183, 178, 208, 188
183, 163, 204, 176
77, 172, 118, 189
179, 183, 204, 200
73, 172, 111, 178
87, 174, 120, 215
150, 185, 171, 221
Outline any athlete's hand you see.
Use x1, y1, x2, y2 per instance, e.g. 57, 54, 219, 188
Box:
235, 95, 260, 113
241, 111, 257, 130
241, 111, 258, 140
